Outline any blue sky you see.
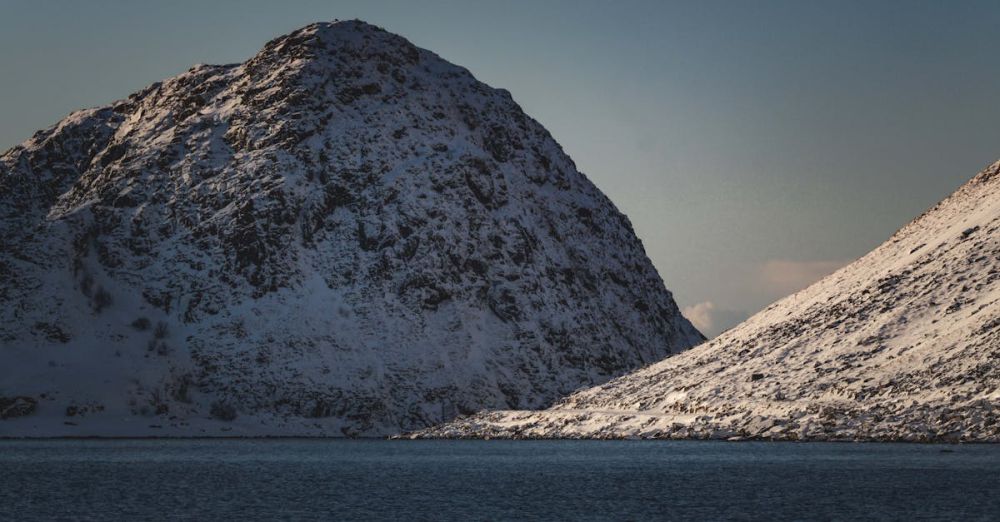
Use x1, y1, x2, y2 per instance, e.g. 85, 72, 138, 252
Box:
3, 0, 1000, 335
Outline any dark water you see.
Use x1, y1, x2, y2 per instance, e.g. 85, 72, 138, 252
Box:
1, 440, 998, 521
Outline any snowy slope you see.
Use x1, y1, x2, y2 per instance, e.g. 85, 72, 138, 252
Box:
420, 161, 1000, 442
0, 20, 702, 437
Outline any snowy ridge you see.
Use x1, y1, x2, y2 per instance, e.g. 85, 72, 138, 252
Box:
419, 161, 1000, 442
0, 20, 702, 437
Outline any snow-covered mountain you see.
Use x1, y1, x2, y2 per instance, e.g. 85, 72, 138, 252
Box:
0, 20, 703, 436
420, 161, 1000, 442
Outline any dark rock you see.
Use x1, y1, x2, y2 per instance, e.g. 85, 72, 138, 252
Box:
0, 396, 38, 419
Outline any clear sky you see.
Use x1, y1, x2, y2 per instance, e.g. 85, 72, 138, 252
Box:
3, 0, 1000, 336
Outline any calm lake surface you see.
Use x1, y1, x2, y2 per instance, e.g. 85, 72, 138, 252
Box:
1, 439, 998, 521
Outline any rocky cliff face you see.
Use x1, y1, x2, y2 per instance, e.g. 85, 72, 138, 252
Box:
0, 20, 702, 436
420, 161, 1000, 442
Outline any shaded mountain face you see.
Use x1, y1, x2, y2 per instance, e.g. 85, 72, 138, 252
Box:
0, 20, 703, 436
421, 161, 1000, 442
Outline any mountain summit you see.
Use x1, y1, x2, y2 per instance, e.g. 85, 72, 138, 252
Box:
0, 21, 702, 436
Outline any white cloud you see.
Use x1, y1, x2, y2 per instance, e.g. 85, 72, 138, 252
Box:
682, 301, 716, 335
682, 301, 750, 338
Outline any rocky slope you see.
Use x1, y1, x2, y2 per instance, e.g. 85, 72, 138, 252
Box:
0, 20, 703, 437
419, 161, 1000, 442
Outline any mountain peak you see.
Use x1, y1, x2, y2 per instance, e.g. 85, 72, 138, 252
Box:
250, 19, 423, 70
0, 21, 702, 436
308, 19, 388, 36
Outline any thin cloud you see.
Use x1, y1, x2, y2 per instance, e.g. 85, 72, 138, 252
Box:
683, 259, 851, 338
757, 259, 851, 298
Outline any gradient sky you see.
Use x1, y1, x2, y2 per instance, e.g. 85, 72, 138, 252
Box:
3, 0, 1000, 336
